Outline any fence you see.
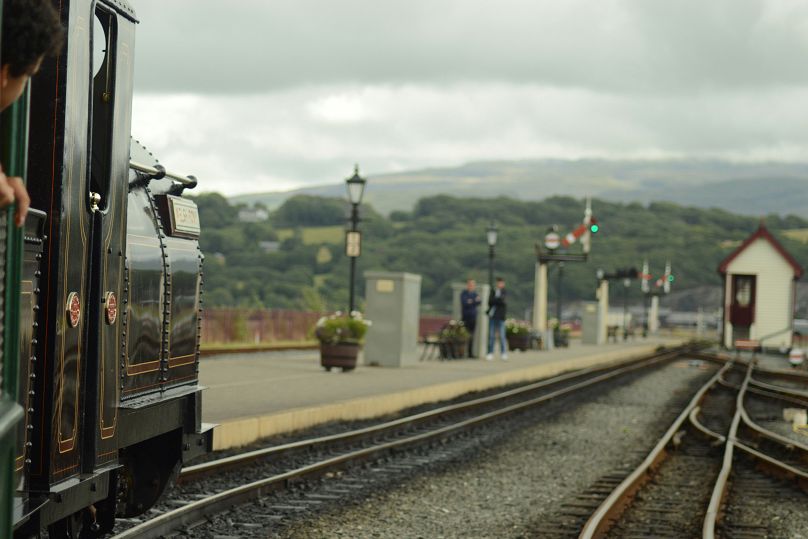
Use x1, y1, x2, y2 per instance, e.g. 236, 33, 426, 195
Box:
201, 308, 324, 344
201, 309, 454, 345
419, 315, 453, 338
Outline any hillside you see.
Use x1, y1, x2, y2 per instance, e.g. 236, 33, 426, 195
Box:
194, 193, 808, 319
228, 159, 808, 216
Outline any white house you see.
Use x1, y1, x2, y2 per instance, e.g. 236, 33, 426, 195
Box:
718, 223, 803, 349
237, 207, 269, 223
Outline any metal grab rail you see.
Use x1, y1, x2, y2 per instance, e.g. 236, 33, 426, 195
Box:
129, 160, 197, 187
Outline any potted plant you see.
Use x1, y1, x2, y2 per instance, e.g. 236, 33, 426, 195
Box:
505, 319, 532, 351
315, 311, 371, 372
439, 320, 470, 359
552, 321, 570, 348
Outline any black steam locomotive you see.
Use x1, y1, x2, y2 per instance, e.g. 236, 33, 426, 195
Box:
7, 0, 212, 536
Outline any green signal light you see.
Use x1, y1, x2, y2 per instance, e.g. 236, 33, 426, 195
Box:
667, 274, 675, 282
590, 224, 599, 233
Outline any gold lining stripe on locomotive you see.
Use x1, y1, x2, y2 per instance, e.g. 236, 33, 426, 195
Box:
57, 16, 90, 455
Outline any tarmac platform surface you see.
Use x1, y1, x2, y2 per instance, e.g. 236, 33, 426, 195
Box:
201, 337, 682, 450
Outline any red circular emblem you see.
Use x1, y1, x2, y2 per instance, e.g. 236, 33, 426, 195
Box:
66, 292, 81, 328
105, 292, 118, 325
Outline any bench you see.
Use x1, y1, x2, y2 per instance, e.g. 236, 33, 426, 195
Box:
607, 326, 619, 343
420, 335, 446, 361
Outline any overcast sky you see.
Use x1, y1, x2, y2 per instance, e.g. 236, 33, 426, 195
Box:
129, 0, 808, 195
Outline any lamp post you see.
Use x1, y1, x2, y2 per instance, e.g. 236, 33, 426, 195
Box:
622, 277, 631, 340
486, 222, 498, 288
345, 165, 366, 313
556, 262, 564, 322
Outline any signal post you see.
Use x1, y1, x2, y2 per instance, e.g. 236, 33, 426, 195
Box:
641, 260, 673, 335
533, 200, 598, 345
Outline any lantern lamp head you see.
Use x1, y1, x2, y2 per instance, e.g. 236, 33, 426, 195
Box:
345, 164, 367, 205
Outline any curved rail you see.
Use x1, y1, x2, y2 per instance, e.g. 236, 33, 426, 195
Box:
114, 348, 692, 538
579, 362, 733, 539
581, 357, 808, 539
703, 362, 752, 537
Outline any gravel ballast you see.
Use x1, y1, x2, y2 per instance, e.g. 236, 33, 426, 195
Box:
278, 359, 715, 538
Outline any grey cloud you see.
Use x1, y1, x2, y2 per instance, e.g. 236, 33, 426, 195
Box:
131, 83, 808, 194
130, 0, 808, 95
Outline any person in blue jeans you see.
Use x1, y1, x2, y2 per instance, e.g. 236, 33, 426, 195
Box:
460, 278, 481, 358
486, 277, 508, 361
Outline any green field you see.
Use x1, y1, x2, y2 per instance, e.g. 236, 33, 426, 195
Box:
784, 229, 808, 244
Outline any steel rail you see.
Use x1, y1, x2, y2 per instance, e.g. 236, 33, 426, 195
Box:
113, 348, 690, 539
744, 384, 808, 406
753, 365, 808, 381
719, 373, 808, 405
703, 362, 752, 538
688, 406, 726, 444
738, 395, 808, 460
711, 369, 808, 487
180, 347, 689, 482
750, 377, 808, 399
704, 363, 808, 535
578, 362, 734, 539
715, 374, 808, 454
690, 351, 808, 383
734, 440, 808, 490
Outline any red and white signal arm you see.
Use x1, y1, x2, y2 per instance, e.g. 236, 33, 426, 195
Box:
544, 232, 561, 250
345, 231, 362, 257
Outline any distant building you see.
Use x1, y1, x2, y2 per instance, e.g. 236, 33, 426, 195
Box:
718, 223, 804, 349
238, 207, 269, 223
259, 241, 281, 253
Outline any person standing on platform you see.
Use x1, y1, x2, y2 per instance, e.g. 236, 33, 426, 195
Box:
486, 276, 508, 361
460, 278, 481, 358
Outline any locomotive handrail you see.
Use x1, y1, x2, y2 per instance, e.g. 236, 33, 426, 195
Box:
129, 160, 198, 188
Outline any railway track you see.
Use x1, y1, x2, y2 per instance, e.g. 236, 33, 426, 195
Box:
111, 345, 702, 538
577, 357, 808, 539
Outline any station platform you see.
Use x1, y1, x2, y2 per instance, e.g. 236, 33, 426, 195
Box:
200, 337, 682, 450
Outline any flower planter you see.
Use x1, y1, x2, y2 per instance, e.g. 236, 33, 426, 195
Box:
507, 334, 531, 351
320, 342, 360, 372
451, 338, 469, 359
553, 329, 569, 348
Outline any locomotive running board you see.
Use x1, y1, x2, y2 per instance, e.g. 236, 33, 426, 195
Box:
118, 384, 205, 410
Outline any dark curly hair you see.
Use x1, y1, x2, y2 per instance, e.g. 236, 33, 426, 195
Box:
2, 0, 64, 77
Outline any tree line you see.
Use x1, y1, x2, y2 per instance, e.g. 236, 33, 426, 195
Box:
191, 192, 808, 318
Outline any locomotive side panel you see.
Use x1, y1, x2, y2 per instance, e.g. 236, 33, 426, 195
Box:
25, 3, 70, 492
165, 237, 201, 384
48, 0, 92, 483
123, 190, 164, 396
91, 4, 135, 466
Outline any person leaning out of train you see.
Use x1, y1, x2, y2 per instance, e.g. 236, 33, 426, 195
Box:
0, 0, 63, 226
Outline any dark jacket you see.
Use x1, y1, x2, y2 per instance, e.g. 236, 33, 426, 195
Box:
460, 290, 481, 319
487, 288, 507, 320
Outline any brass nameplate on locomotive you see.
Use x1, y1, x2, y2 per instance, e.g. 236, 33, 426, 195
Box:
156, 195, 201, 238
